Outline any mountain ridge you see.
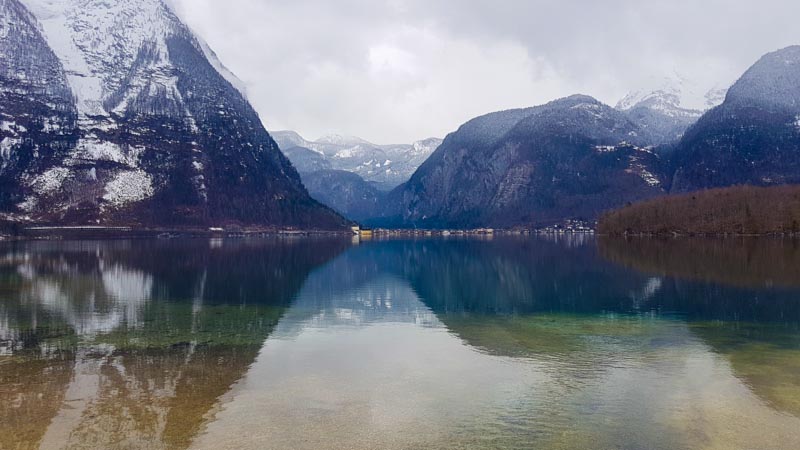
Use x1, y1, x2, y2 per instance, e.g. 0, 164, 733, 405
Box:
368, 95, 667, 228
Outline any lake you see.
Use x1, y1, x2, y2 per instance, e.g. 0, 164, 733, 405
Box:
1, 236, 800, 449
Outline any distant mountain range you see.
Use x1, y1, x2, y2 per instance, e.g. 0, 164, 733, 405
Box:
271, 131, 441, 221
0, 0, 346, 230
272, 131, 442, 191
616, 77, 727, 145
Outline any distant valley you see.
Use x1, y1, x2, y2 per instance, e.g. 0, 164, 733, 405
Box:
272, 131, 441, 221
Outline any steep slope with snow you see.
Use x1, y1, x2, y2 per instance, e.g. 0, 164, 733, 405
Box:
0, 0, 77, 216
617, 76, 727, 145
0, 0, 345, 228
272, 131, 442, 190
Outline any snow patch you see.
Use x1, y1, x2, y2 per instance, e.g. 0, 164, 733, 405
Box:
103, 170, 154, 206
571, 102, 605, 120
1, 137, 21, 161
594, 145, 617, 153
30, 167, 70, 195
335, 147, 360, 159
638, 169, 661, 187
22, 0, 206, 119
23, 0, 106, 117
316, 134, 371, 146
795, 115, 800, 131
41, 117, 61, 132
616, 73, 729, 112
625, 156, 661, 187
17, 197, 37, 213
73, 137, 144, 167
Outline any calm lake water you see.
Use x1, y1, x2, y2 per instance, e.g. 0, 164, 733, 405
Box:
2, 236, 800, 450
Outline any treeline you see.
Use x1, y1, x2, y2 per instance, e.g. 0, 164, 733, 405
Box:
598, 185, 800, 236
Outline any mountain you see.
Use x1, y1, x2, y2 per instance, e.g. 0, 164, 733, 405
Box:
282, 146, 333, 174
0, 0, 78, 216
372, 95, 668, 229
617, 75, 727, 112
616, 76, 727, 145
671, 46, 800, 192
272, 131, 442, 191
0, 0, 346, 229
300, 170, 384, 222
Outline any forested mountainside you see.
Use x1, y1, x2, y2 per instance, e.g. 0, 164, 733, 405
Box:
598, 185, 800, 236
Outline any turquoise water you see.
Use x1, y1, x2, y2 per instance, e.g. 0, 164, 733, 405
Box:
1, 236, 800, 449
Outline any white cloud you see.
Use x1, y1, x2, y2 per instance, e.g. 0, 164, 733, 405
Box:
172, 0, 800, 143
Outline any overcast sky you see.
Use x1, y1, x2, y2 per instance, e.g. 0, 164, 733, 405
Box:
171, 0, 800, 144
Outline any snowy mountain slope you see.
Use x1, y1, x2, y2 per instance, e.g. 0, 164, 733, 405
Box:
0, 0, 345, 228
0, 0, 77, 215
272, 131, 442, 190
617, 74, 727, 112
617, 75, 729, 145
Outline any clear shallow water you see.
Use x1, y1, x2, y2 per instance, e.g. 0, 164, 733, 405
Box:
1, 236, 800, 449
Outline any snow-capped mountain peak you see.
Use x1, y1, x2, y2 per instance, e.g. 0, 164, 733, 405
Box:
315, 134, 373, 146
20, 0, 246, 119
272, 131, 442, 190
22, 0, 181, 117
1, 0, 344, 228
617, 74, 728, 113
615, 74, 730, 145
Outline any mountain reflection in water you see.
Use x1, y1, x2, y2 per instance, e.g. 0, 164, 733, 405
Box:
1, 236, 800, 450
0, 238, 349, 450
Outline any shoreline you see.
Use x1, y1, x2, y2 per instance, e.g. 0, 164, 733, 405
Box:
0, 226, 354, 242
3, 226, 799, 243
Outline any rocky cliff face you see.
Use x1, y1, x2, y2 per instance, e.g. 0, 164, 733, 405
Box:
0, 0, 346, 229
672, 46, 800, 192
377, 95, 667, 229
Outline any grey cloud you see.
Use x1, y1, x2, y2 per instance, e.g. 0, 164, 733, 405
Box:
173, 0, 800, 143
